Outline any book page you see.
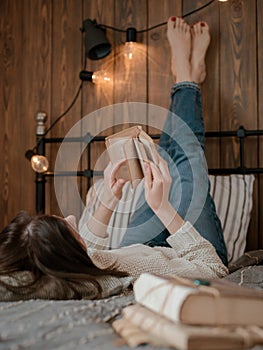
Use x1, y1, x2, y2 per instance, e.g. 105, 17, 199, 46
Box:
133, 138, 148, 176
138, 134, 159, 164
123, 139, 144, 187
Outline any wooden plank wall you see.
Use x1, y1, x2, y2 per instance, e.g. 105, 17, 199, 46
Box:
0, 0, 262, 251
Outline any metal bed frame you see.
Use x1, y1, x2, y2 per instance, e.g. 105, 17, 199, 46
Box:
33, 113, 263, 214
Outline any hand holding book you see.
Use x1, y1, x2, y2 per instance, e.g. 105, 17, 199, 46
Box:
102, 159, 128, 209
105, 125, 160, 188
105, 125, 185, 234
143, 156, 172, 213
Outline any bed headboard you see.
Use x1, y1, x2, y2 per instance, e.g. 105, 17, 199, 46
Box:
35, 116, 263, 214
31, 116, 263, 256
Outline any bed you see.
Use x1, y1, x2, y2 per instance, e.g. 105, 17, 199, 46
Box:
1, 122, 263, 350
1, 254, 263, 350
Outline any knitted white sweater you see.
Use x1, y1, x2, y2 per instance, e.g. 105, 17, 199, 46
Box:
79, 180, 228, 286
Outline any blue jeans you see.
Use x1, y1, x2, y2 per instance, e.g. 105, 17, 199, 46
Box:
120, 82, 228, 266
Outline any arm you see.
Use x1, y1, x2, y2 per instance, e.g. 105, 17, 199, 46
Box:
88, 222, 228, 280
79, 161, 127, 248
143, 156, 185, 234
87, 160, 127, 237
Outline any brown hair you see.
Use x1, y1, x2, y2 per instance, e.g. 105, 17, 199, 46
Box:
0, 211, 125, 298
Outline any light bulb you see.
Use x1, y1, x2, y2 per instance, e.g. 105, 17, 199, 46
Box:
91, 70, 111, 84
218, 0, 228, 2
123, 42, 136, 60
79, 70, 111, 84
31, 155, 49, 173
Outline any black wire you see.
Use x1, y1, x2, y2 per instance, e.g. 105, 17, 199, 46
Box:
45, 82, 83, 137
100, 0, 216, 33
33, 81, 83, 152
99, 24, 126, 33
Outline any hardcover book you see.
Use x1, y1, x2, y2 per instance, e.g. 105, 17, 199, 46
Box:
113, 304, 263, 350
105, 125, 159, 188
133, 273, 263, 327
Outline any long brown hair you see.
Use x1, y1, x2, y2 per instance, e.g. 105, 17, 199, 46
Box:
0, 211, 124, 298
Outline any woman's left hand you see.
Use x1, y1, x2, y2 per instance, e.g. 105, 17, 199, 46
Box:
102, 160, 128, 210
144, 155, 172, 215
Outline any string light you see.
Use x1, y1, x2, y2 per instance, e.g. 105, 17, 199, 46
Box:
25, 150, 49, 173
79, 70, 111, 84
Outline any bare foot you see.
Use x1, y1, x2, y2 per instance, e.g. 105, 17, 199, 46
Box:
167, 17, 192, 83
191, 22, 211, 84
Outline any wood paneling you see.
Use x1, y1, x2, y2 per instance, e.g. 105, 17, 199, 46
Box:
257, 0, 263, 249
0, 1, 22, 227
0, 0, 51, 227
48, 0, 82, 219
147, 0, 182, 135
81, 0, 115, 209
0, 0, 262, 253
220, 0, 258, 251
184, 0, 221, 168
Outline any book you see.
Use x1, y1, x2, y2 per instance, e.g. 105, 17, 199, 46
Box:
105, 125, 159, 188
133, 273, 263, 327
113, 304, 263, 350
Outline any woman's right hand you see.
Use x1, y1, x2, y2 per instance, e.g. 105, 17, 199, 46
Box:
144, 156, 185, 235
143, 155, 172, 215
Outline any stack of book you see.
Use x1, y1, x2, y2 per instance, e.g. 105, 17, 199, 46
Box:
112, 273, 263, 350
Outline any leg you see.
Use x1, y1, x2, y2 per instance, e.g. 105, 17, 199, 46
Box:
120, 18, 228, 266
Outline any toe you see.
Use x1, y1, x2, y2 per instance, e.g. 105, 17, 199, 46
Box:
168, 16, 176, 29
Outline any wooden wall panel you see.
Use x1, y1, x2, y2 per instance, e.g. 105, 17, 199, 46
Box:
147, 0, 182, 135
184, 0, 221, 168
0, 0, 51, 227
220, 0, 257, 160
220, 0, 258, 251
81, 0, 115, 202
257, 0, 263, 249
0, 1, 23, 227
49, 0, 83, 218
21, 0, 52, 216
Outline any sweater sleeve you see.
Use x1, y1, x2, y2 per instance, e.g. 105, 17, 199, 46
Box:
78, 180, 111, 250
87, 221, 228, 280
78, 180, 144, 250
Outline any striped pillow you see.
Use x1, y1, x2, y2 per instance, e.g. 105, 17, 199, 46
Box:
209, 174, 255, 263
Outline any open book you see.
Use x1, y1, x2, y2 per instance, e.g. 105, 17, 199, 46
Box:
133, 273, 263, 327
105, 125, 159, 188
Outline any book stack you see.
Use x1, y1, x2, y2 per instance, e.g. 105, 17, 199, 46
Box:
112, 273, 263, 350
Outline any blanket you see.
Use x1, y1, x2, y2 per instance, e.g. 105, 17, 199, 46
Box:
0, 251, 263, 350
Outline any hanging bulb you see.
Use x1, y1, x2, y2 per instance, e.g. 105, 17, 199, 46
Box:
91, 70, 111, 84
124, 27, 137, 60
25, 150, 49, 173
123, 42, 136, 60
218, 0, 228, 2
79, 70, 111, 84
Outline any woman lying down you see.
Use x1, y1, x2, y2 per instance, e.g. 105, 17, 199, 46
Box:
0, 18, 228, 300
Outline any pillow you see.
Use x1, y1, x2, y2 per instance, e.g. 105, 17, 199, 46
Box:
209, 174, 255, 263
